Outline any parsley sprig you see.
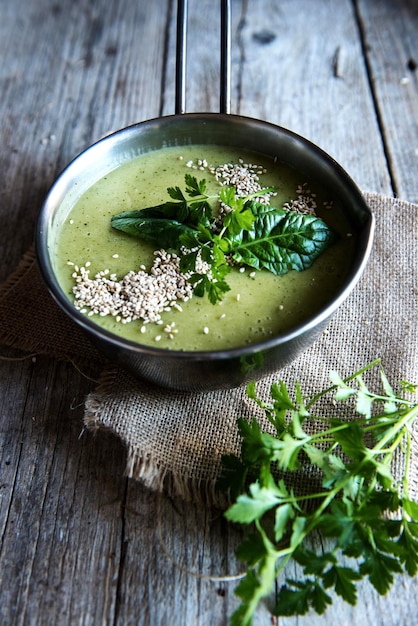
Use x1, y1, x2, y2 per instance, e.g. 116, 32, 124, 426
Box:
111, 174, 335, 304
219, 359, 418, 625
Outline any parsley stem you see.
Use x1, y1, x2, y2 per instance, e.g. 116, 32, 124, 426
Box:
187, 193, 218, 203
372, 404, 418, 453
403, 430, 412, 496
367, 431, 407, 456
240, 187, 276, 201
305, 358, 382, 409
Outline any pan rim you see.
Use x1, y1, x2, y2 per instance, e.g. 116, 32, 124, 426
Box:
35, 112, 375, 363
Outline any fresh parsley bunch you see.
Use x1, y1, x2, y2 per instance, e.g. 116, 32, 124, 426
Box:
111, 174, 335, 304
219, 359, 418, 625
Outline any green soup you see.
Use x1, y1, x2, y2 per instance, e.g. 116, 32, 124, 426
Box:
55, 145, 355, 351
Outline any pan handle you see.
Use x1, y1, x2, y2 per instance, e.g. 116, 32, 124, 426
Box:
220, 0, 231, 114
175, 0, 231, 115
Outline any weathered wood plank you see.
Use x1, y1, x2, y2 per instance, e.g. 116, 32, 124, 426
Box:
0, 0, 170, 281
116, 488, 418, 626
0, 359, 34, 543
114, 486, 261, 625
0, 357, 126, 625
236, 0, 392, 195
356, 0, 418, 202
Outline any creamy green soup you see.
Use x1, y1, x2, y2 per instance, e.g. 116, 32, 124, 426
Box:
55, 145, 355, 351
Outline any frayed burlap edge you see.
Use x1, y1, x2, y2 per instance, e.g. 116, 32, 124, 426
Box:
0, 247, 38, 353
83, 369, 231, 507
84, 373, 418, 508
82, 191, 418, 506
0, 245, 104, 368
83, 362, 239, 506
0, 246, 36, 296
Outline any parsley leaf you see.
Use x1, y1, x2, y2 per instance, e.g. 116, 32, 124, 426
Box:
322, 565, 361, 604
275, 579, 332, 616
218, 361, 418, 624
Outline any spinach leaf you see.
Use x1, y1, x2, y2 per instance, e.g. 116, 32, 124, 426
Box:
110, 213, 197, 250
227, 204, 336, 274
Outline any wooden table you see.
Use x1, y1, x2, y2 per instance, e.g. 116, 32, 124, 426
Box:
1, 1, 417, 624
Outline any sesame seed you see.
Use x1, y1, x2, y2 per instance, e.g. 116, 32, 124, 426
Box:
112, 253, 119, 258
236, 293, 241, 301
203, 326, 209, 334
283, 182, 318, 216
155, 335, 161, 342
71, 248, 194, 326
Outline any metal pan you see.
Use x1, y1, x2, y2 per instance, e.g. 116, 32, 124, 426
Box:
35, 0, 374, 391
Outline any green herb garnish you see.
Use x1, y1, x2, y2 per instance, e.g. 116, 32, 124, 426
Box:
219, 360, 418, 625
111, 174, 336, 303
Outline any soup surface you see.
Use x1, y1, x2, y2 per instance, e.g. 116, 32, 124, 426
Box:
55, 145, 355, 351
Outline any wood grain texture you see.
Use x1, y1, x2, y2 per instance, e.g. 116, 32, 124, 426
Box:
356, 0, 418, 202
237, 0, 392, 194
0, 0, 170, 281
0, 0, 417, 625
0, 357, 126, 625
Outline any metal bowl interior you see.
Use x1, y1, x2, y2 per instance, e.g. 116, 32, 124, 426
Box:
36, 113, 375, 391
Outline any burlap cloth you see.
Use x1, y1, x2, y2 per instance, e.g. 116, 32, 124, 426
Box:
1, 192, 417, 506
